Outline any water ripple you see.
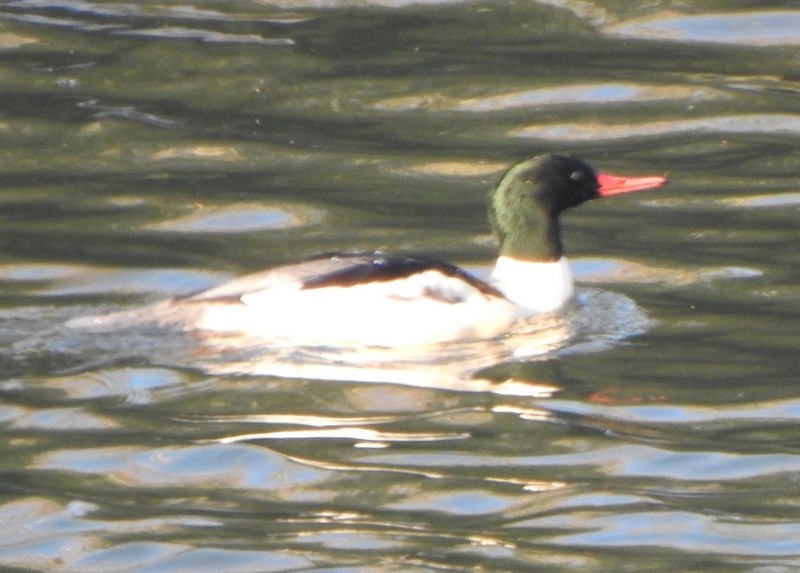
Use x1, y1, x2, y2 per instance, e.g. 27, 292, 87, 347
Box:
218, 427, 471, 444
511, 114, 800, 141
362, 445, 800, 481
515, 510, 800, 556
33, 444, 332, 490
146, 203, 324, 233
0, 496, 312, 572
540, 398, 800, 425
608, 11, 800, 46
117, 27, 295, 46
453, 83, 719, 111
373, 82, 719, 113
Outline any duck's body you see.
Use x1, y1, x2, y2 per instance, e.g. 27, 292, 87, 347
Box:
83, 155, 666, 349
173, 252, 573, 347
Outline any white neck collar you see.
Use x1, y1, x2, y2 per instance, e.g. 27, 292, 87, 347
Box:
490, 256, 573, 313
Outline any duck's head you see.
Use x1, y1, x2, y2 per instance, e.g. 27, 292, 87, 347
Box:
489, 154, 667, 261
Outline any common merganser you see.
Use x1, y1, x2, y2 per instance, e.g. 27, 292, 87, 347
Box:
88, 154, 667, 348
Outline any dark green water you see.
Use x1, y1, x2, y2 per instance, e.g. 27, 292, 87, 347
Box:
1, 1, 800, 570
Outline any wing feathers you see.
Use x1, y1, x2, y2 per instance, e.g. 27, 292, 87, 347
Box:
184, 252, 503, 303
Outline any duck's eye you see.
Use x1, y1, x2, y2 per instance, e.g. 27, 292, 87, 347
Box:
569, 170, 585, 182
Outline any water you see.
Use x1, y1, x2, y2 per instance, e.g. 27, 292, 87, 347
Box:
1, 0, 800, 570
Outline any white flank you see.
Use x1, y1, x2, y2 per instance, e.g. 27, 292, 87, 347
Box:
490, 256, 574, 313
196, 269, 526, 347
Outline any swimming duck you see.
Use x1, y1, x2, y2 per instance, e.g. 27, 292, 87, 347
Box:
95, 154, 667, 348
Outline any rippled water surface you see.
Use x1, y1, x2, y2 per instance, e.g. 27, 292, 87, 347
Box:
1, 1, 800, 570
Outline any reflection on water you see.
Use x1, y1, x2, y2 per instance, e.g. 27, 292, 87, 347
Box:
146, 202, 325, 233
721, 192, 800, 209
1, 0, 800, 570
375, 83, 720, 112
511, 114, 800, 141
0, 497, 313, 572
609, 11, 800, 46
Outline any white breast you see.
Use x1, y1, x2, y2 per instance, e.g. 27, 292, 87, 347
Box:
490, 256, 574, 313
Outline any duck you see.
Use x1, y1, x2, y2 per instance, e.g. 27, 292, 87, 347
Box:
83, 154, 667, 348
